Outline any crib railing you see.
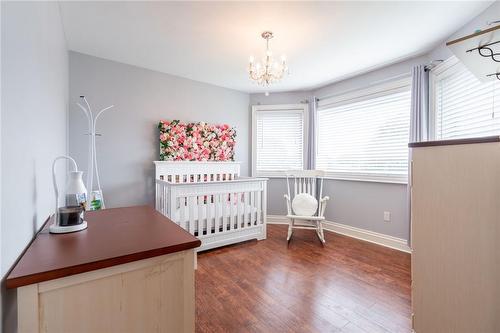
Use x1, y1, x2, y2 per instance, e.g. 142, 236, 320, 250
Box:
156, 177, 267, 251
154, 161, 240, 184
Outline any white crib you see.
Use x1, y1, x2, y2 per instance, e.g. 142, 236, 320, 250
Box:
154, 161, 268, 251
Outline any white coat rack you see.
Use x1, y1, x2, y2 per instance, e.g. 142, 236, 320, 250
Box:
76, 96, 114, 209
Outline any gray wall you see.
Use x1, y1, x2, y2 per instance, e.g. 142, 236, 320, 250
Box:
1, 2, 69, 331
69, 52, 250, 209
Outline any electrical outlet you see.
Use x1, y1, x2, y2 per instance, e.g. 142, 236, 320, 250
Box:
383, 211, 391, 222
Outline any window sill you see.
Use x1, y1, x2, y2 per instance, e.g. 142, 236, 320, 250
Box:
322, 176, 408, 185
255, 173, 408, 185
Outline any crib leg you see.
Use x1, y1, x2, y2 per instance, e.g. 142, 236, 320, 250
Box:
194, 252, 198, 270
287, 219, 294, 243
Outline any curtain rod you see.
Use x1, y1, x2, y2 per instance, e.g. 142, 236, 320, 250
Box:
317, 59, 445, 102
424, 59, 444, 72
317, 72, 410, 102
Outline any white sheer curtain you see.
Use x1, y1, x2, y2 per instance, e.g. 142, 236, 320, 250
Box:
307, 97, 317, 170
410, 65, 430, 142
408, 65, 429, 246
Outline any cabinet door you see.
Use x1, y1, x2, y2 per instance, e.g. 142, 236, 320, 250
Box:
18, 250, 196, 333
411, 143, 500, 333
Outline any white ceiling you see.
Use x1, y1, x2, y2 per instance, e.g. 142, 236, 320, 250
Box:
59, 1, 493, 93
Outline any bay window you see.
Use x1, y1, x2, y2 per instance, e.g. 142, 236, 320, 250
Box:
316, 78, 411, 183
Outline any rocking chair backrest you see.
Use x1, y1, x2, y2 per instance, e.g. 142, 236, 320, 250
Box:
285, 170, 325, 215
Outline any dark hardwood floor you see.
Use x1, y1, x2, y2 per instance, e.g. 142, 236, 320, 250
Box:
196, 224, 411, 333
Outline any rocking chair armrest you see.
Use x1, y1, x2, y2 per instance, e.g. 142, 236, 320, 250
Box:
319, 196, 330, 217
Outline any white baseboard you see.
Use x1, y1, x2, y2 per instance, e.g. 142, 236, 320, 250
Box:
267, 215, 412, 253
266, 215, 290, 224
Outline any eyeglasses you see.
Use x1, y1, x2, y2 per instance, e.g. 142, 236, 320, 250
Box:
467, 40, 500, 63
486, 72, 500, 80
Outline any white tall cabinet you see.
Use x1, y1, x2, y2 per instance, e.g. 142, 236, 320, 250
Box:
410, 137, 500, 332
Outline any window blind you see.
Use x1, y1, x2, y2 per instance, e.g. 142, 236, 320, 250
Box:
433, 58, 500, 140
317, 86, 411, 183
254, 109, 305, 176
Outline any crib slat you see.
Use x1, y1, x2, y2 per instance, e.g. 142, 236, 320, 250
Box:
241, 192, 246, 228
163, 185, 167, 216
169, 189, 176, 222
179, 197, 186, 230
236, 192, 242, 229
160, 184, 164, 215
230, 193, 235, 231
214, 194, 220, 234
209, 195, 214, 234
221, 193, 229, 232
156, 184, 165, 214
165, 185, 168, 216
256, 190, 262, 225
156, 182, 160, 212
243, 192, 249, 228
251, 191, 255, 226
188, 196, 195, 235
198, 196, 203, 236
221, 194, 227, 232
219, 194, 224, 232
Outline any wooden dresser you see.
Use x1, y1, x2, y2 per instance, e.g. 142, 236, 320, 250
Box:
409, 136, 500, 332
6, 205, 201, 333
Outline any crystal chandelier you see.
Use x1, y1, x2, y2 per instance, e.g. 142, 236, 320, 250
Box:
248, 31, 288, 86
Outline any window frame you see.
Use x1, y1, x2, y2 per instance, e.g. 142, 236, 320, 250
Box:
316, 77, 412, 184
251, 104, 309, 178
429, 56, 459, 140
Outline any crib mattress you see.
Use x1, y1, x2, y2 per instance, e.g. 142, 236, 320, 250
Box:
174, 202, 258, 223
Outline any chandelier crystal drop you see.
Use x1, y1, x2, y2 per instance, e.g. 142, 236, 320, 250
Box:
248, 31, 288, 86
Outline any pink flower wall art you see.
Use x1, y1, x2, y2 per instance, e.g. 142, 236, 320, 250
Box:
158, 120, 236, 161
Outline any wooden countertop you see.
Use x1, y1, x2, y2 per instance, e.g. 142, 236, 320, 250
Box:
5, 206, 201, 289
409, 135, 500, 148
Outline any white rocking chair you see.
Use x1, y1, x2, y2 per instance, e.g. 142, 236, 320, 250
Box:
284, 170, 330, 244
